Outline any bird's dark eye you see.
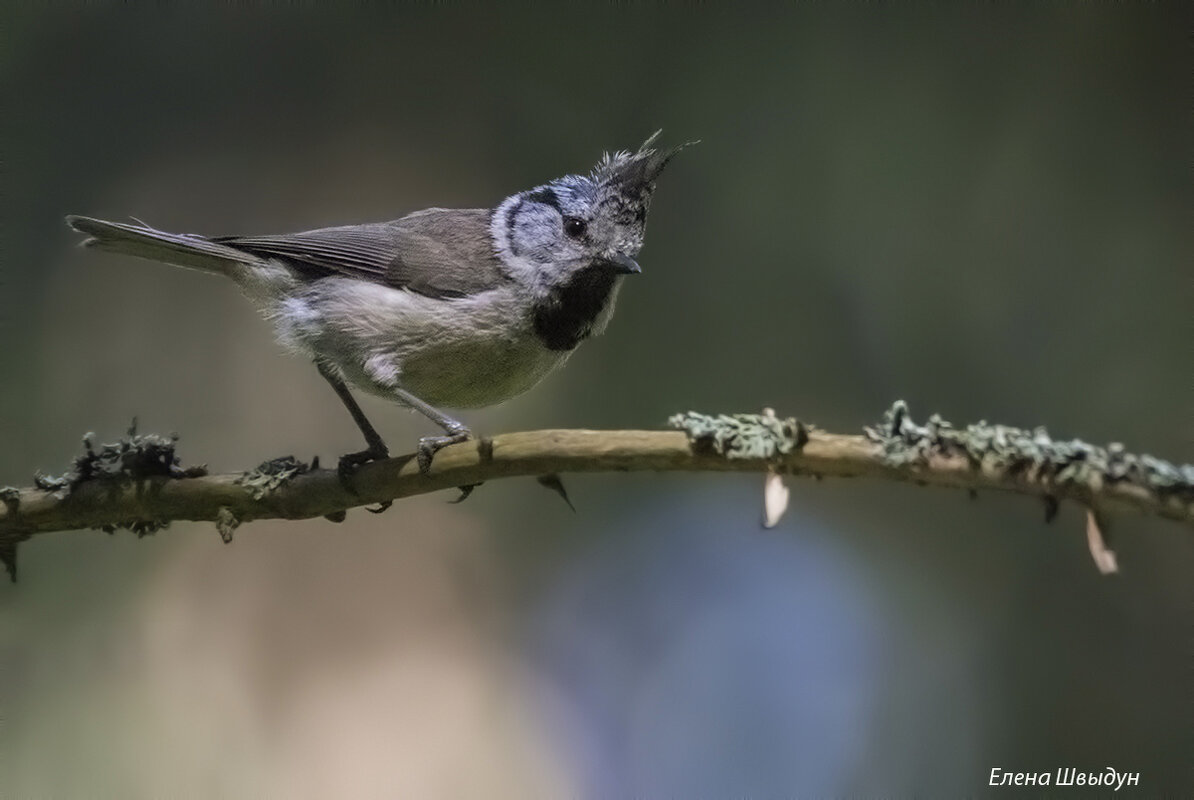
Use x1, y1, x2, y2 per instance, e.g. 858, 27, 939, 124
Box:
563, 217, 587, 238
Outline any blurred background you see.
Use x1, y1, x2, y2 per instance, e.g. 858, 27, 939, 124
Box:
2, 5, 1190, 797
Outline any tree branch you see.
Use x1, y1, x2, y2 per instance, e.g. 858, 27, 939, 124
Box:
2, 403, 1190, 580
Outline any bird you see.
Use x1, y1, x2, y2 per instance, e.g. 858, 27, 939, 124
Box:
66, 133, 689, 479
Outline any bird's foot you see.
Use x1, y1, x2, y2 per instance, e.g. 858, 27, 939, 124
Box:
416, 424, 472, 476
337, 443, 390, 492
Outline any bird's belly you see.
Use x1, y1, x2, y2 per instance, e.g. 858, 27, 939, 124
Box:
275, 280, 572, 410
392, 338, 567, 408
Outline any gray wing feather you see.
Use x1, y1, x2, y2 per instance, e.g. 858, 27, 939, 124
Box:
215, 208, 507, 299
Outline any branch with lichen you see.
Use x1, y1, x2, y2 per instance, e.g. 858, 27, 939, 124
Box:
1, 402, 1190, 580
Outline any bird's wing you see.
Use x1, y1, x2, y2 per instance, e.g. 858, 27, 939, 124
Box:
214, 208, 508, 299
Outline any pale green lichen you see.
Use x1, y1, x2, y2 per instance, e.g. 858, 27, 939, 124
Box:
27, 421, 206, 540
236, 455, 311, 500
32, 472, 71, 496
865, 401, 1194, 501
669, 411, 809, 459
215, 506, 240, 543
33, 420, 207, 500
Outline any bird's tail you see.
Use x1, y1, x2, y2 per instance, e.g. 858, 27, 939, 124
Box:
65, 215, 258, 276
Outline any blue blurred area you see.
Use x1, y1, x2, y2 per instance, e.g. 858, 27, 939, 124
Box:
530, 489, 884, 796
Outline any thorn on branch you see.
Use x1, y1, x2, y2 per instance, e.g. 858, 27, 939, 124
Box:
1, 487, 19, 515
1043, 495, 1059, 524
537, 474, 575, 511
449, 484, 482, 504
1, 539, 17, 582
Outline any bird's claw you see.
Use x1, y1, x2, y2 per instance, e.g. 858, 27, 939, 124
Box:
416, 427, 471, 476
337, 444, 389, 492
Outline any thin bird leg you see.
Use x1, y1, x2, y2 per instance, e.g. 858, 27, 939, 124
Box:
389, 386, 472, 475
315, 361, 390, 478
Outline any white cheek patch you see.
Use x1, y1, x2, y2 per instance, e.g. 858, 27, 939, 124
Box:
490, 195, 519, 261
491, 194, 548, 290
517, 210, 563, 264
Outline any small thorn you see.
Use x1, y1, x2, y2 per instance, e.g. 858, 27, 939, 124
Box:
1, 540, 17, 582
366, 500, 393, 514
537, 474, 575, 512
323, 510, 347, 523
449, 483, 481, 504
310, 455, 320, 471
1043, 495, 1059, 524
0, 488, 19, 515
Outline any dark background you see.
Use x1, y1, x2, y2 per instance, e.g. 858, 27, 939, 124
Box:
2, 6, 1190, 797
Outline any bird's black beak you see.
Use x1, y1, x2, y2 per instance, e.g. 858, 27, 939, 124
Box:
599, 253, 641, 274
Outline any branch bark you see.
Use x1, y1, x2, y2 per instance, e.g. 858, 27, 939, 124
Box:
3, 417, 1191, 550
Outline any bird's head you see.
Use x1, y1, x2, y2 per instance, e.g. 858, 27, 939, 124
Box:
491, 132, 692, 292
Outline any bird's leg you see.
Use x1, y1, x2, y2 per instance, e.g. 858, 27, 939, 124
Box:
315, 361, 390, 482
389, 386, 472, 476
